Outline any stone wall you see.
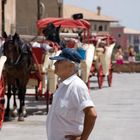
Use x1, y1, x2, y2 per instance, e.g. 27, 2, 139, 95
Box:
1, 0, 63, 35
5, 0, 16, 34
113, 61, 140, 73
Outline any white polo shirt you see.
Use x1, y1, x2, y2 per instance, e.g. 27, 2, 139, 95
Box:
46, 74, 94, 140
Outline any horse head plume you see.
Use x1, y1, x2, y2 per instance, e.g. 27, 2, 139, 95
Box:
42, 22, 61, 44
2, 31, 8, 39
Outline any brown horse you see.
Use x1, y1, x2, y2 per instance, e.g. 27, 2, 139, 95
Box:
2, 32, 32, 121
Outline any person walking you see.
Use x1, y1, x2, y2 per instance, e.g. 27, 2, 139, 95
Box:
128, 46, 136, 72
115, 47, 124, 65
46, 48, 97, 140
128, 46, 136, 63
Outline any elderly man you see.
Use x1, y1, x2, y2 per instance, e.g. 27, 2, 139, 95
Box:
47, 48, 97, 140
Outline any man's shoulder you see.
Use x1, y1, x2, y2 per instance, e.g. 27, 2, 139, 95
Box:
70, 76, 88, 90
72, 75, 85, 84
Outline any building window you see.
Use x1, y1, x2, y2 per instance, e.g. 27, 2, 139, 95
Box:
134, 45, 139, 53
94, 24, 97, 31
118, 34, 121, 38
134, 36, 139, 44
98, 25, 103, 31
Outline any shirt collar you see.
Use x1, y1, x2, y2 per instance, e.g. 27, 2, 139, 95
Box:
62, 74, 77, 85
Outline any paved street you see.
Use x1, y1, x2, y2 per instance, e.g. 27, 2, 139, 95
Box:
0, 73, 140, 140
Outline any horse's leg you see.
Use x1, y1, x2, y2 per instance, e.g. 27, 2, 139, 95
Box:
11, 85, 18, 117
21, 87, 27, 117
5, 84, 12, 121
18, 87, 26, 121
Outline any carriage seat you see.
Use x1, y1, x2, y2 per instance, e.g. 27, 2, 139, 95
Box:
31, 41, 59, 74
32, 41, 54, 53
64, 37, 82, 48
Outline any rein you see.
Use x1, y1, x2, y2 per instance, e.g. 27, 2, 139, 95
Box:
12, 53, 22, 66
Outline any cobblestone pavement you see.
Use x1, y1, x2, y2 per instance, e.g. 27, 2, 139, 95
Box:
0, 73, 140, 140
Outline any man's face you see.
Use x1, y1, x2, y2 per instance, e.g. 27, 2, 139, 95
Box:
54, 60, 73, 79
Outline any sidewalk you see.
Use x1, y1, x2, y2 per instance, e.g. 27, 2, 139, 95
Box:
0, 73, 140, 140
89, 73, 140, 140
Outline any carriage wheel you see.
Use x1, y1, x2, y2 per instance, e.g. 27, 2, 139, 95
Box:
35, 81, 43, 100
107, 66, 113, 87
45, 89, 50, 114
89, 62, 96, 78
97, 65, 104, 89
45, 90, 53, 114
35, 86, 38, 100
45, 79, 51, 114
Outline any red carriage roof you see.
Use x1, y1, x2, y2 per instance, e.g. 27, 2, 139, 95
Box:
37, 17, 91, 31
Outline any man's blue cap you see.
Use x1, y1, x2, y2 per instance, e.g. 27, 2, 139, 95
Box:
49, 48, 82, 63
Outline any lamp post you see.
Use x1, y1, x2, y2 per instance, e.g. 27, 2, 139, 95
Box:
1, 0, 7, 34
37, 0, 41, 20
37, 0, 45, 20
57, 0, 63, 17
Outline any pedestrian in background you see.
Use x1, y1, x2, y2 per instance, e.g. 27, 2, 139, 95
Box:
47, 48, 97, 140
128, 46, 136, 72
114, 46, 124, 73
115, 47, 124, 65
128, 46, 136, 63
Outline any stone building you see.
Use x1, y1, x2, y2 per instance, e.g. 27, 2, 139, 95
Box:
110, 24, 140, 53
0, 0, 117, 36
63, 4, 117, 34
0, 0, 63, 35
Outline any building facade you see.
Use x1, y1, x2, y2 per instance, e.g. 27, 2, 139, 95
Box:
0, 0, 63, 35
1, 1, 117, 36
63, 4, 117, 35
110, 25, 140, 53
2, 0, 140, 56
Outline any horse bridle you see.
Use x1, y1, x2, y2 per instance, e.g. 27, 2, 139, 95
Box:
3, 39, 23, 66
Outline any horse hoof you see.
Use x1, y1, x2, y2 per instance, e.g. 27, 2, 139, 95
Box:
18, 116, 24, 121
12, 109, 18, 118
23, 110, 27, 117
4, 116, 10, 122
4, 116, 14, 122
22, 110, 27, 117
4, 111, 13, 121
22, 106, 27, 117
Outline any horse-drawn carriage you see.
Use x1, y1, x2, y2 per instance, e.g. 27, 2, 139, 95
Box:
0, 17, 115, 128
32, 17, 94, 112
89, 34, 116, 88
35, 17, 115, 92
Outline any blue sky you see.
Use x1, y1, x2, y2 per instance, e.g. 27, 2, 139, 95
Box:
64, 0, 140, 31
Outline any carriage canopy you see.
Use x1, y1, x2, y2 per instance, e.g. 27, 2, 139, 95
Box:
37, 17, 91, 31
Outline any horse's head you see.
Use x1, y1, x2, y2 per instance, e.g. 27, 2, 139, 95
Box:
42, 22, 61, 44
2, 32, 22, 65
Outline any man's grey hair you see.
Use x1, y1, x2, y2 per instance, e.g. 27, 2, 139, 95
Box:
73, 62, 80, 73
66, 59, 80, 74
